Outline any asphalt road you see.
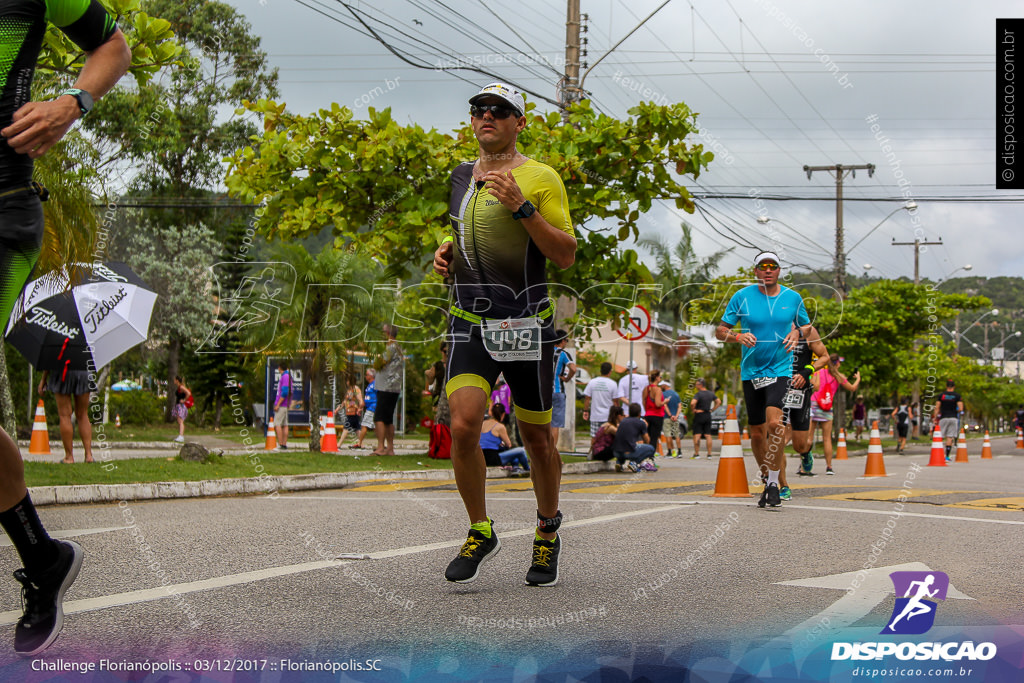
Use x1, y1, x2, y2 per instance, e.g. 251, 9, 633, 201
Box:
0, 440, 1021, 682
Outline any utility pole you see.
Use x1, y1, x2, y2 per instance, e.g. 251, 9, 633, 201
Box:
891, 238, 944, 285
804, 163, 875, 297
559, 0, 582, 119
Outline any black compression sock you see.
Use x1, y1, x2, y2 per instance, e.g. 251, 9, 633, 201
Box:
0, 493, 58, 575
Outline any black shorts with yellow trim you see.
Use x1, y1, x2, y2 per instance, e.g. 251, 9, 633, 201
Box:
445, 310, 556, 425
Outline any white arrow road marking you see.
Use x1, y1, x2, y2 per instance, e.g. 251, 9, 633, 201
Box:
778, 561, 972, 637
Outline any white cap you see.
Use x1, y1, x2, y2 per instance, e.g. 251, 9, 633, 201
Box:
625, 360, 639, 370
659, 380, 671, 387
469, 82, 525, 116
754, 251, 780, 266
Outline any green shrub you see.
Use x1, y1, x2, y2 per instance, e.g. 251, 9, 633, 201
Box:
107, 391, 164, 425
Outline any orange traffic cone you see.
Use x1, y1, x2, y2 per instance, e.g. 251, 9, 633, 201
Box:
712, 405, 750, 498
265, 415, 278, 450
1016, 428, 1023, 449
115, 413, 121, 428
836, 428, 848, 460
863, 420, 887, 477
955, 429, 969, 463
742, 427, 749, 441
981, 431, 993, 459
927, 426, 946, 467
28, 400, 50, 455
321, 412, 338, 453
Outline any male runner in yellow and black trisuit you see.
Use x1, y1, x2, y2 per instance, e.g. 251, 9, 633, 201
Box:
433, 82, 575, 586
0, 0, 129, 655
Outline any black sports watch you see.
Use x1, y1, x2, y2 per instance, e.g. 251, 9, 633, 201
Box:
60, 88, 94, 118
512, 200, 536, 220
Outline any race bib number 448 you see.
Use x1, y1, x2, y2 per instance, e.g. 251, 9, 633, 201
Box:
482, 317, 542, 362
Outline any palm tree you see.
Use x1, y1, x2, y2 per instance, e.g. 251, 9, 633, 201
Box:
242, 243, 383, 451
638, 221, 732, 380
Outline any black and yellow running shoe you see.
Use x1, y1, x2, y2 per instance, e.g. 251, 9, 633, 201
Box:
525, 534, 560, 587
445, 523, 500, 583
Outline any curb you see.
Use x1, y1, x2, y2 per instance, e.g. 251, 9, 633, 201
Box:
30, 459, 616, 507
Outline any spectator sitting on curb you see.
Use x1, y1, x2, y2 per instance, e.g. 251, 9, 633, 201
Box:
612, 402, 657, 473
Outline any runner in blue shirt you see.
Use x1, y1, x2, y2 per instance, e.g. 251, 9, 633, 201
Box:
716, 252, 811, 508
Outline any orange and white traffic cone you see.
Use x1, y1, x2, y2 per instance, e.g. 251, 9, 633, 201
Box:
888, 423, 894, 438
1016, 428, 1023, 449
863, 420, 887, 477
836, 428, 848, 460
955, 428, 969, 463
265, 415, 278, 450
115, 413, 121, 428
742, 427, 749, 441
321, 412, 338, 453
927, 426, 947, 467
28, 400, 50, 455
981, 431, 993, 459
712, 405, 750, 498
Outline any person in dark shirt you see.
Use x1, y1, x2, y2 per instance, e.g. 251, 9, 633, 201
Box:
933, 379, 964, 461
0, 0, 130, 656
612, 403, 656, 472
782, 326, 829, 487
689, 379, 720, 459
1013, 405, 1024, 432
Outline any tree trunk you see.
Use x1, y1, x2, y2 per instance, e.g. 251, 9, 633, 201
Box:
308, 360, 322, 452
166, 337, 181, 421
213, 394, 224, 431
0, 344, 18, 437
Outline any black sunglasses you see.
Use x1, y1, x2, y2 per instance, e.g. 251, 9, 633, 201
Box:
470, 104, 518, 119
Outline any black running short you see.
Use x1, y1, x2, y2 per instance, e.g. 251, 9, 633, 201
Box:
0, 187, 44, 333
742, 377, 790, 426
445, 314, 556, 425
692, 412, 712, 436
783, 386, 813, 432
897, 423, 909, 438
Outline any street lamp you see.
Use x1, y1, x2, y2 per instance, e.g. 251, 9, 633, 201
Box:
938, 264, 973, 284
847, 201, 918, 254
755, 216, 833, 257
954, 308, 999, 354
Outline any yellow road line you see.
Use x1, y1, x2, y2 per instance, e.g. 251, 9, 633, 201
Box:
348, 480, 456, 492
572, 481, 713, 494
816, 489, 959, 501
947, 497, 1024, 512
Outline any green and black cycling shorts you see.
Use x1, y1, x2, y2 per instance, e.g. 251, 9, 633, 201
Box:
0, 185, 44, 333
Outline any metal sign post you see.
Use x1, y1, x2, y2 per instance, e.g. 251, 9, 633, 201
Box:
615, 305, 652, 409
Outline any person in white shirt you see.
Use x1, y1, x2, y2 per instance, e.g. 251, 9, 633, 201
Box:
582, 362, 619, 437
615, 361, 649, 415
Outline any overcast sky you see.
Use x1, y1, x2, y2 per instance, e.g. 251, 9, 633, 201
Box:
236, 0, 1020, 282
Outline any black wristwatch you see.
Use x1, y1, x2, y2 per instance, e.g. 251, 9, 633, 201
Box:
60, 88, 94, 118
512, 200, 536, 220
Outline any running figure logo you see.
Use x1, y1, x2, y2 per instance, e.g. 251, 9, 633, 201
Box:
882, 571, 949, 635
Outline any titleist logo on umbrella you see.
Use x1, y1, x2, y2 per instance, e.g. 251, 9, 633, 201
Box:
25, 307, 80, 339
90, 263, 128, 283
82, 287, 127, 334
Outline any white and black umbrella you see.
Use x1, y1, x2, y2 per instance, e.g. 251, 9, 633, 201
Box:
5, 262, 157, 373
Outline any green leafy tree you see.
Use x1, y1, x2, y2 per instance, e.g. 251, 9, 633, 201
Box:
88, 0, 278, 418
241, 244, 384, 451
225, 99, 712, 323
109, 216, 219, 417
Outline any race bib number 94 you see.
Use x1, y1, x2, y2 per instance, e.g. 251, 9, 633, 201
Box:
482, 317, 542, 362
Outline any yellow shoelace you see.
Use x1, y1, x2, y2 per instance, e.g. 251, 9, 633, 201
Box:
532, 544, 553, 567
459, 536, 482, 558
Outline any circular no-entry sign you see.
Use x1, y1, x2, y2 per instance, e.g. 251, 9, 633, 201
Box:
616, 305, 651, 341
